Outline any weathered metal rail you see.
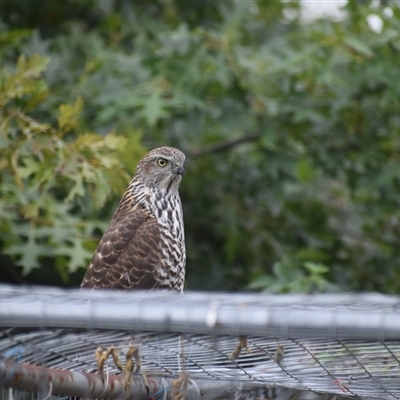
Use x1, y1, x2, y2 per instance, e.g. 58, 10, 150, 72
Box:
0, 360, 200, 400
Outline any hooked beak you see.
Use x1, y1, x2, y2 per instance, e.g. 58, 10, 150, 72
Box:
174, 165, 185, 176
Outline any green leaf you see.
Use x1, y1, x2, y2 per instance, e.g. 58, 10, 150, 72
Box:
91, 173, 110, 209
0, 54, 49, 105
303, 262, 329, 275
247, 275, 274, 290
55, 236, 93, 273
296, 158, 317, 183
342, 37, 374, 59
140, 89, 169, 126
58, 96, 83, 133
65, 173, 85, 202
16, 54, 49, 78
5, 225, 52, 274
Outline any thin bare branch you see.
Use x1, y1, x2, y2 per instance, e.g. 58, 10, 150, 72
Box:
190, 133, 261, 157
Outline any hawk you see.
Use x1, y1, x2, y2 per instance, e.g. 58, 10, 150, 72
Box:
81, 146, 186, 293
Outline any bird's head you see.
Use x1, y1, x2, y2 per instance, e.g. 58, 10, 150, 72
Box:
134, 147, 185, 194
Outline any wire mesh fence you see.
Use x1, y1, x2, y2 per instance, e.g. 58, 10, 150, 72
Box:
1, 284, 400, 400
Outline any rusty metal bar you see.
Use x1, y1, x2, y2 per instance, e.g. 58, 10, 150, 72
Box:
0, 360, 199, 400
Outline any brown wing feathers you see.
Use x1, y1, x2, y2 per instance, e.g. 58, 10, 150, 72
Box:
81, 203, 161, 290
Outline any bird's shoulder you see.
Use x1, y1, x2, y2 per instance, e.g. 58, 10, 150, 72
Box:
81, 194, 162, 289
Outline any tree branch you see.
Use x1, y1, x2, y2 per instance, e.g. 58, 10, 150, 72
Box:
190, 133, 262, 157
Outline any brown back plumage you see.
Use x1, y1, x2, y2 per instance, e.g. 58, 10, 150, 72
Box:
81, 147, 186, 292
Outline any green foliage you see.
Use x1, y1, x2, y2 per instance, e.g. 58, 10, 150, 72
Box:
1, 0, 400, 293
248, 261, 335, 294
0, 48, 145, 281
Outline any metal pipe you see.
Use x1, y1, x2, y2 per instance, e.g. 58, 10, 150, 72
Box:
0, 359, 199, 400
1, 284, 400, 340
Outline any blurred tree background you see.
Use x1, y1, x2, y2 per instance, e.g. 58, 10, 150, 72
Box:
1, 0, 400, 293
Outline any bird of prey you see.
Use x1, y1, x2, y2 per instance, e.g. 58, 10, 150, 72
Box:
81, 146, 186, 293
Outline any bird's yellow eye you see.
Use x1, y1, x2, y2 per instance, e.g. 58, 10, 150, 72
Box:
157, 158, 168, 167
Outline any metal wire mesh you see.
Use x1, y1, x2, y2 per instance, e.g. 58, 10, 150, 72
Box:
1, 284, 400, 400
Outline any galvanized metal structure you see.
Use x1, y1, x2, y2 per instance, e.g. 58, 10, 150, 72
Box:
1, 284, 400, 400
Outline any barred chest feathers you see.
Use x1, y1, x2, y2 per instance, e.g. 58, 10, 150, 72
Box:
140, 186, 186, 292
